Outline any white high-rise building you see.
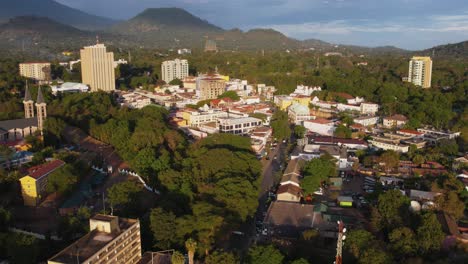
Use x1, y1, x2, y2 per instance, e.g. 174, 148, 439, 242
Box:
80, 44, 116, 92
19, 62, 51, 81
408, 56, 432, 88
161, 59, 189, 84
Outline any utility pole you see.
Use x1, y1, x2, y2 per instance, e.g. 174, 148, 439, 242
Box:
335, 220, 346, 264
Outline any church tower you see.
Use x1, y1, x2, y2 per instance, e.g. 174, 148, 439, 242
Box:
23, 81, 34, 118
35, 87, 47, 131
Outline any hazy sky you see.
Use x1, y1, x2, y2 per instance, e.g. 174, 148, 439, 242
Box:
56, 0, 468, 50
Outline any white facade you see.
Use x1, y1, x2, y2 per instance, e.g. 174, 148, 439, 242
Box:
161, 59, 189, 83
408, 57, 432, 88
218, 117, 262, 135
187, 110, 228, 127
291, 85, 321, 96
288, 103, 312, 125
353, 116, 379, 127
51, 82, 89, 95
303, 119, 336, 136
360, 103, 379, 115
368, 139, 409, 153
19, 62, 51, 81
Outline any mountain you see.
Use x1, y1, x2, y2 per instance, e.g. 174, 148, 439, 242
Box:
113, 8, 223, 33
109, 8, 222, 48
0, 0, 118, 30
422, 40, 468, 58
0, 16, 99, 53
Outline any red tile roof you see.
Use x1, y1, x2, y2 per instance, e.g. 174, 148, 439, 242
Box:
398, 129, 423, 135
334, 92, 354, 100
306, 118, 334, 124
277, 184, 303, 195
27, 160, 65, 180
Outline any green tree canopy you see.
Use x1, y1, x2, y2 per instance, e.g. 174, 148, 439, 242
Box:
247, 245, 284, 264
302, 155, 336, 194
218, 90, 240, 101
417, 212, 445, 254
205, 250, 238, 264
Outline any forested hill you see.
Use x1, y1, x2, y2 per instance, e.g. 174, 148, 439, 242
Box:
0, 0, 118, 30
111, 8, 223, 33
422, 40, 468, 58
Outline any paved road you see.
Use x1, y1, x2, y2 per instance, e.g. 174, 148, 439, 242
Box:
232, 142, 287, 253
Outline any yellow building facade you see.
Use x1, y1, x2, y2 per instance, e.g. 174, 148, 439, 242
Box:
19, 159, 65, 206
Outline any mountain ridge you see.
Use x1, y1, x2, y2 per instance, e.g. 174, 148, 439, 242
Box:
0, 0, 118, 30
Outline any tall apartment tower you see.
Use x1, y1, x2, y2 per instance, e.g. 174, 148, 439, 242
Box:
408, 56, 432, 88
19, 62, 51, 81
48, 214, 142, 264
35, 87, 47, 131
80, 44, 116, 92
23, 82, 34, 118
161, 59, 189, 83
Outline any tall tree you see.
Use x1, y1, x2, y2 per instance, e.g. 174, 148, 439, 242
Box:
417, 213, 445, 254
185, 238, 197, 264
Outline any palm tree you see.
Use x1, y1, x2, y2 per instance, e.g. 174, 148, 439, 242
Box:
185, 238, 197, 264
171, 251, 185, 264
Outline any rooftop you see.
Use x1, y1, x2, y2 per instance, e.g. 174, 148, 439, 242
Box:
48, 216, 138, 263
27, 159, 65, 180
385, 114, 408, 122
277, 184, 303, 196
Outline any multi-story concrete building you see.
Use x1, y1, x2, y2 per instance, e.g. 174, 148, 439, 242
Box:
408, 56, 432, 88
197, 75, 226, 100
383, 114, 408, 128
19, 62, 51, 81
80, 44, 116, 92
161, 59, 189, 83
19, 159, 65, 206
218, 117, 262, 135
48, 214, 142, 264
360, 103, 379, 115
288, 103, 312, 125
353, 116, 379, 127
182, 109, 228, 127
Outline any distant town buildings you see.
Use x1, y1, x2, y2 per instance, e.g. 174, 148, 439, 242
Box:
19, 62, 51, 81
48, 214, 142, 264
113, 58, 128, 68
80, 43, 116, 92
407, 56, 432, 88
161, 59, 189, 83
204, 39, 218, 52
177, 48, 192, 55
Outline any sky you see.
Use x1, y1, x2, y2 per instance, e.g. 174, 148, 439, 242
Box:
55, 0, 468, 50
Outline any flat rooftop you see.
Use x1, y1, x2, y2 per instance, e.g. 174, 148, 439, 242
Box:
48, 217, 138, 263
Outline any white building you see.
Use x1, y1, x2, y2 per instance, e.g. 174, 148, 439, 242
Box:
161, 59, 189, 83
218, 117, 263, 135
177, 49, 192, 55
185, 109, 228, 127
360, 103, 379, 115
288, 103, 312, 125
19, 62, 51, 81
337, 103, 361, 112
291, 85, 321, 96
368, 139, 409, 153
303, 119, 336, 136
50, 82, 89, 95
353, 116, 379, 127
113, 58, 128, 68
383, 114, 408, 128
408, 56, 432, 88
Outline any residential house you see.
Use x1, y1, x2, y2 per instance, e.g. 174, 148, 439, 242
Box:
276, 184, 303, 203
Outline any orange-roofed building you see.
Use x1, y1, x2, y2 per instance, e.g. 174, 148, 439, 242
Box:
20, 159, 65, 206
